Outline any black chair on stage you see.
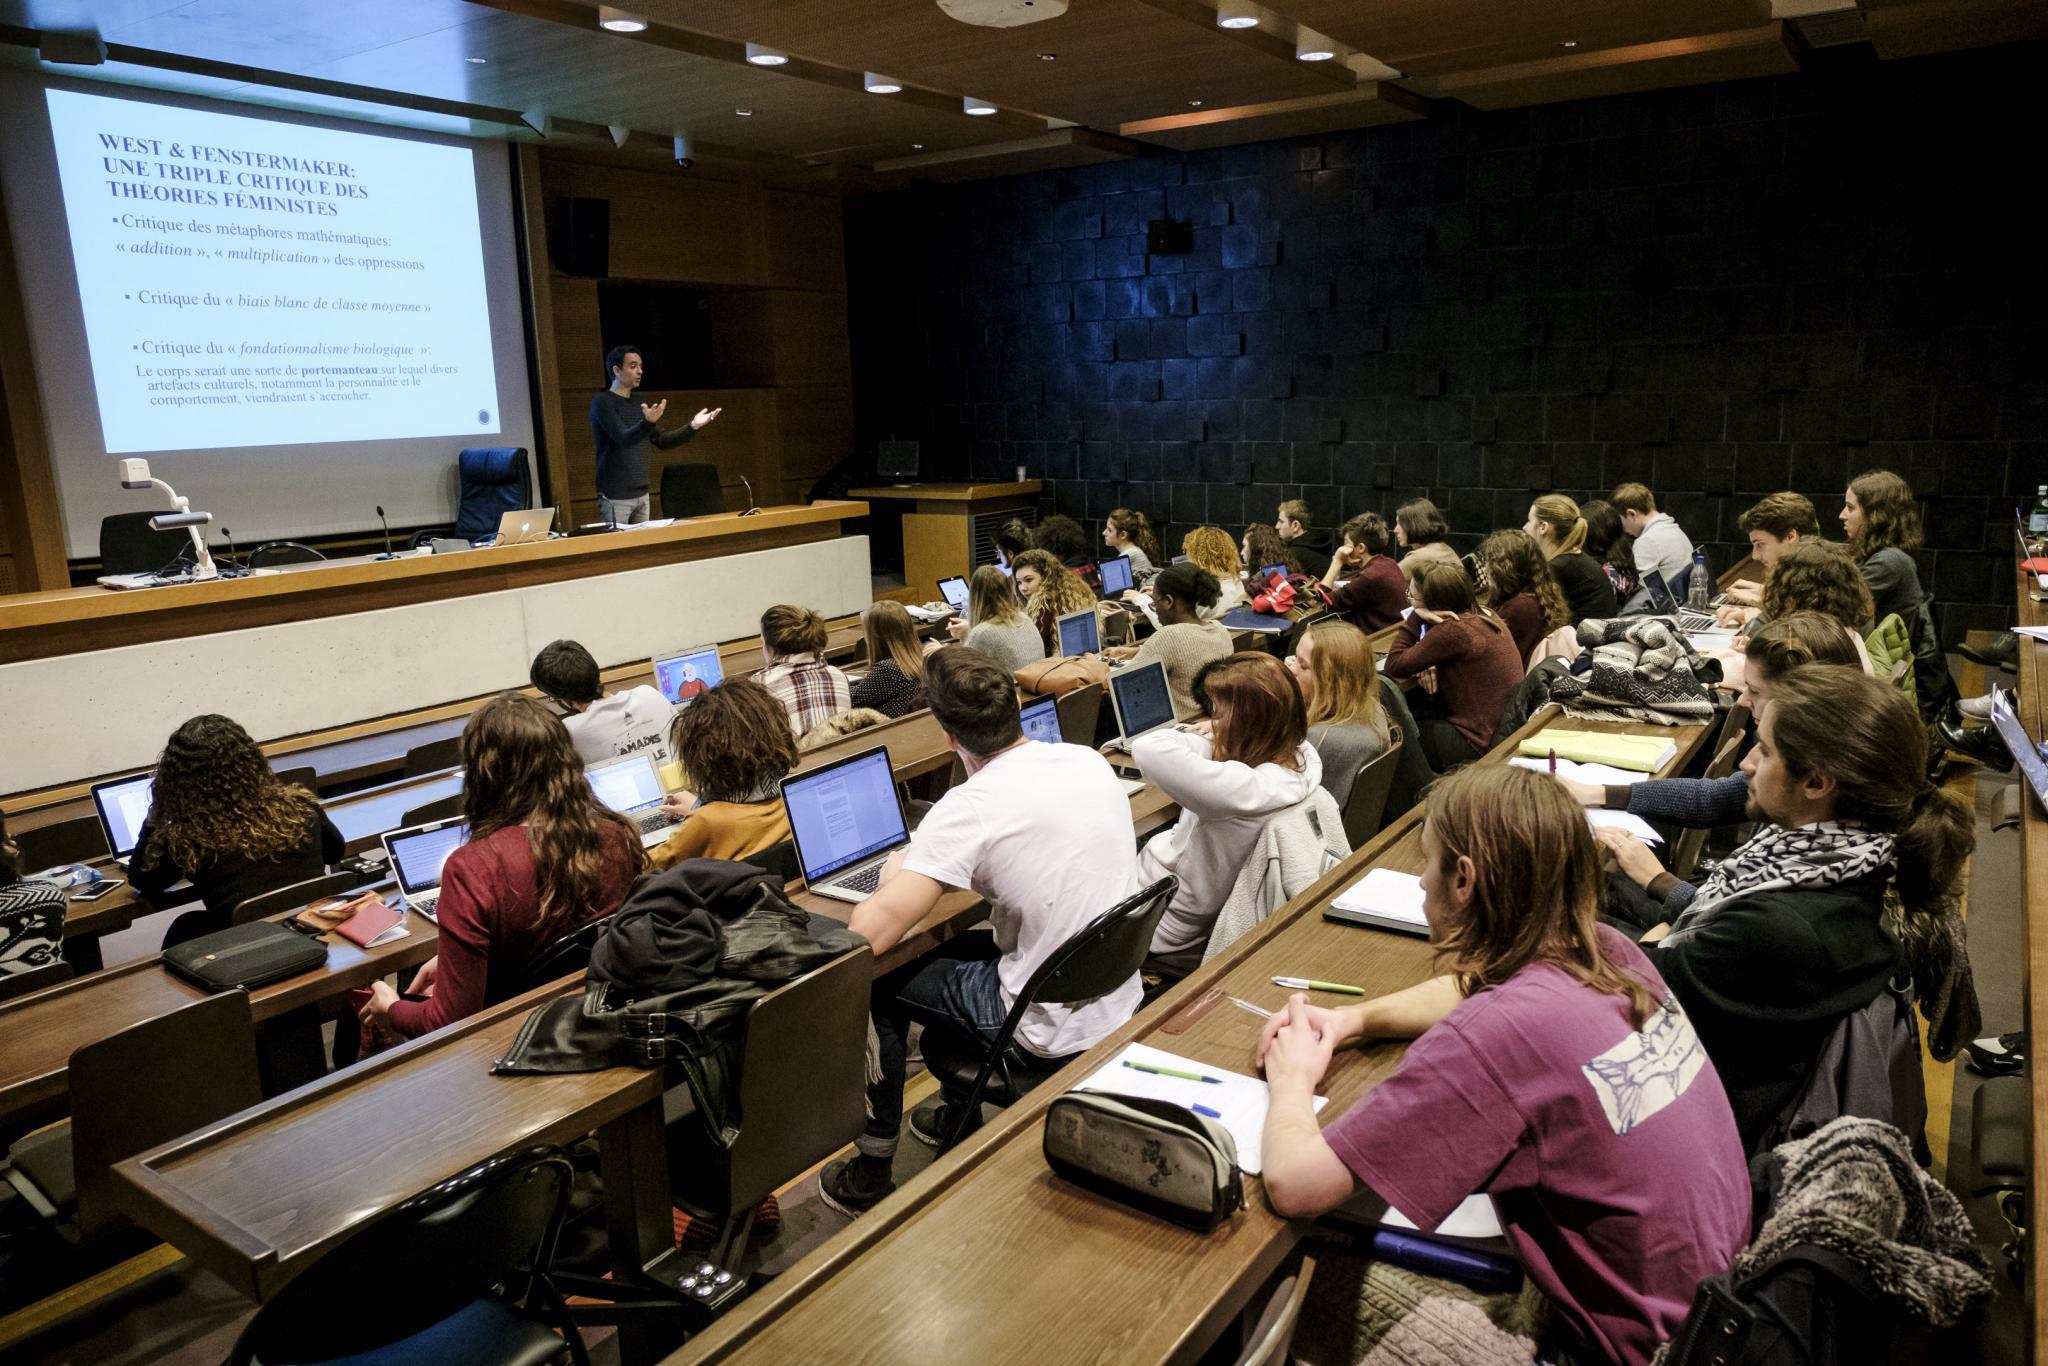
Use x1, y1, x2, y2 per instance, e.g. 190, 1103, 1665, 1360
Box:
98, 511, 189, 576
659, 464, 724, 519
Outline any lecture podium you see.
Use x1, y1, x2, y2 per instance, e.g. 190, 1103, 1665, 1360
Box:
848, 481, 1040, 597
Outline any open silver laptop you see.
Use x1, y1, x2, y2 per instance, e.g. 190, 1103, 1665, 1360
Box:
88, 771, 154, 872
1056, 608, 1100, 657
586, 752, 682, 848
378, 817, 469, 919
653, 643, 723, 707
1103, 661, 1172, 794
495, 507, 555, 546
781, 746, 910, 904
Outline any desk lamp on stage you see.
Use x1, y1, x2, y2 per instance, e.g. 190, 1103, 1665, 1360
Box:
115, 457, 220, 583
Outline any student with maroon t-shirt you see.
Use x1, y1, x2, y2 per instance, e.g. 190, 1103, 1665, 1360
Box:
1259, 765, 1749, 1366
1318, 511, 1408, 633
361, 694, 643, 1040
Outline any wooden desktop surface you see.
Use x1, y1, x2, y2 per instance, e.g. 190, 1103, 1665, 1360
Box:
675, 704, 1714, 1365
2010, 562, 2047, 1366
0, 501, 866, 665
846, 481, 1040, 506
0, 899, 436, 1125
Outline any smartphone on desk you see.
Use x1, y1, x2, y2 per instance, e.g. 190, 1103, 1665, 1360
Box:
70, 877, 125, 901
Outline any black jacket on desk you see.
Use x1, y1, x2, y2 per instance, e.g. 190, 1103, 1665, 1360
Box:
1645, 870, 1898, 1154
130, 808, 346, 919
589, 391, 697, 500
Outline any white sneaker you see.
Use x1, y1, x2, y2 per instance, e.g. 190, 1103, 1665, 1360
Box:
1960, 694, 1993, 721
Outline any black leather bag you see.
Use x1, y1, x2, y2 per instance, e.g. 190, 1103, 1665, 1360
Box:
163, 921, 326, 991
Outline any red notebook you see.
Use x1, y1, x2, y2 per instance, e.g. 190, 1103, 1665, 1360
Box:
333, 898, 408, 949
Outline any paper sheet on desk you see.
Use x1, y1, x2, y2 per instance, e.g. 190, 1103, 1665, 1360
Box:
1330, 868, 1428, 928
1507, 756, 1645, 789
2016, 626, 2048, 643
1586, 810, 1664, 846
1072, 1042, 1323, 1175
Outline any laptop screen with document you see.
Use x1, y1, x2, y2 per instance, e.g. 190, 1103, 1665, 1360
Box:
1109, 660, 1177, 743
782, 747, 908, 883
587, 753, 667, 816
1097, 555, 1134, 596
90, 773, 155, 858
1057, 609, 1100, 657
1020, 693, 1063, 745
384, 819, 468, 897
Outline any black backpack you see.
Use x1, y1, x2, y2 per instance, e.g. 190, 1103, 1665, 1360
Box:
1661, 1243, 1941, 1366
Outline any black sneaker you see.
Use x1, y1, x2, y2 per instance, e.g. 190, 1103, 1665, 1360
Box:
1967, 1030, 2026, 1077
1959, 632, 2019, 670
908, 1096, 979, 1149
1938, 717, 2014, 772
818, 1155, 895, 1217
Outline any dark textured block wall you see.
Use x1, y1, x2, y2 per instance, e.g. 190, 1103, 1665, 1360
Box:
844, 44, 2048, 643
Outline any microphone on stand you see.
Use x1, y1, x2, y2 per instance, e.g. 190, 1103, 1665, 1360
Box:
220, 527, 239, 577
375, 505, 397, 560
738, 475, 762, 517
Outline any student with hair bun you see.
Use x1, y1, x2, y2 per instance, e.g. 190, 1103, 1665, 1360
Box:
758, 604, 852, 737
1525, 494, 1618, 622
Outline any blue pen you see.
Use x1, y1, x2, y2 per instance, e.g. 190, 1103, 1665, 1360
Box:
1191, 1103, 1222, 1119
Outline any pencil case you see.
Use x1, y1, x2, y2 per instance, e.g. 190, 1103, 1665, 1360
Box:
1042, 1091, 1244, 1232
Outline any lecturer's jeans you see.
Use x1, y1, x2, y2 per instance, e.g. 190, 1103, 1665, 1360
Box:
599, 493, 649, 526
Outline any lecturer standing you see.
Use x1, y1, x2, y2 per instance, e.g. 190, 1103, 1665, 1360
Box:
589, 343, 723, 525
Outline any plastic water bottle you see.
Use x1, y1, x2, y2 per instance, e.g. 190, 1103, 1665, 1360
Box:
1687, 549, 1711, 610
2030, 484, 2048, 536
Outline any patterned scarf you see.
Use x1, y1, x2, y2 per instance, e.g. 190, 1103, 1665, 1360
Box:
1666, 820, 1895, 940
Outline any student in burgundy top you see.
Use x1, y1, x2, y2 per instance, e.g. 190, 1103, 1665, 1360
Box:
1476, 528, 1571, 664
1318, 511, 1408, 633
1381, 559, 1526, 773
362, 694, 642, 1040
1258, 765, 1749, 1366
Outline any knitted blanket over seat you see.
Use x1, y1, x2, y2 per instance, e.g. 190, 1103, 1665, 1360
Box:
1551, 617, 1720, 727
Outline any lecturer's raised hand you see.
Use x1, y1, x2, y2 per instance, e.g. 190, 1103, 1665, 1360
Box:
641, 399, 668, 423
691, 406, 723, 430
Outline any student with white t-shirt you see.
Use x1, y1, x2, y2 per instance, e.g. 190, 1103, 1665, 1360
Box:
823, 645, 1142, 1215
529, 638, 676, 766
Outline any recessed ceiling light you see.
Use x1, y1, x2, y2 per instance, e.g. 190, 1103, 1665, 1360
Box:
913, 143, 925, 150
1295, 31, 1335, 61
597, 7, 647, 32
864, 72, 902, 94
465, 56, 487, 64
1187, 98, 1204, 107
1216, 0, 1259, 29
745, 42, 787, 66
1038, 52, 1057, 61
1559, 38, 1578, 47
735, 108, 753, 117
963, 96, 997, 116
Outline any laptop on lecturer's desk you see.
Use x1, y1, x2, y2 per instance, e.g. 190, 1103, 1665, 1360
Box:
586, 752, 683, 847
378, 817, 469, 919
89, 772, 155, 871
781, 746, 911, 904
494, 508, 555, 546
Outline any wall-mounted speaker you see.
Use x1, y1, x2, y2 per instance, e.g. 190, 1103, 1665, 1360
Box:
548, 196, 610, 277
1146, 218, 1193, 255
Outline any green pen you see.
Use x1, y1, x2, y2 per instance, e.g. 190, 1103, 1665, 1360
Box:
1122, 1059, 1223, 1084
1271, 976, 1366, 996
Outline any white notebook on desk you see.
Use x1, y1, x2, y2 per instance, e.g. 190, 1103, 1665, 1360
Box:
1507, 755, 1646, 789
1324, 868, 1429, 937
1072, 1042, 1324, 1175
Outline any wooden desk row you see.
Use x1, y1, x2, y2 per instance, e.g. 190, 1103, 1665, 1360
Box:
2008, 562, 2046, 1366
3, 686, 1115, 1129
102, 779, 1181, 1354
675, 703, 1717, 1364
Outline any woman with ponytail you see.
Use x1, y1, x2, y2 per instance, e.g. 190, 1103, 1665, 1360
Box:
1525, 494, 1618, 622
1102, 507, 1162, 580
1588, 663, 1974, 1150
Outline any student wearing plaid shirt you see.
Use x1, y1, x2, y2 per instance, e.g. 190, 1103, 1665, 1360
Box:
758, 603, 851, 739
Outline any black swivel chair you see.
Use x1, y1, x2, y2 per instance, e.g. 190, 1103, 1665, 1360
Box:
408, 447, 533, 546
225, 1147, 584, 1366
98, 511, 189, 576
921, 877, 1177, 1151
659, 464, 725, 519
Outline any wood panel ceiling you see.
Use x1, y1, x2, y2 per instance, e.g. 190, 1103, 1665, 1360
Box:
0, 0, 2041, 188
